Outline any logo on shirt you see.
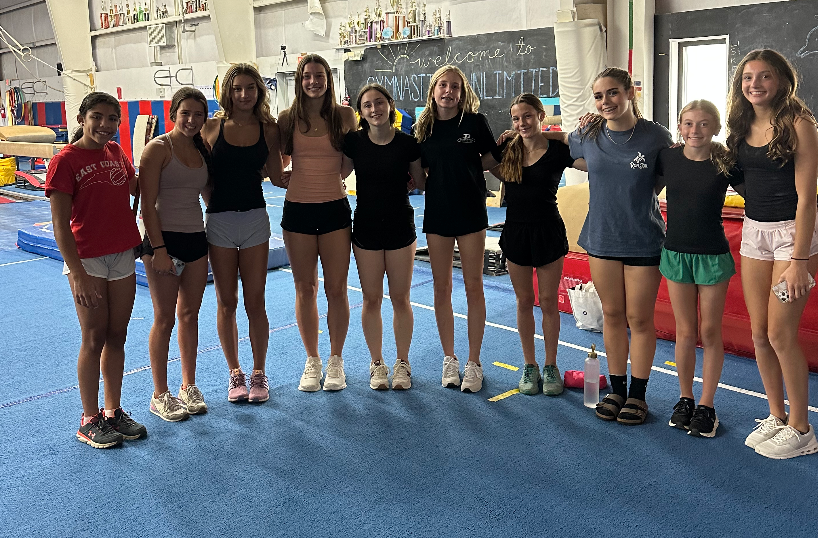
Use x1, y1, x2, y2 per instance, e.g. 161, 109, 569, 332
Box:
629, 152, 647, 169
457, 133, 474, 143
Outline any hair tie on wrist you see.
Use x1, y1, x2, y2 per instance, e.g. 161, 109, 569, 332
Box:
791, 257, 809, 261
152, 245, 166, 250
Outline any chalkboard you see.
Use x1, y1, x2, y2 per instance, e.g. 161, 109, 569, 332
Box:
344, 28, 558, 136
655, 0, 818, 129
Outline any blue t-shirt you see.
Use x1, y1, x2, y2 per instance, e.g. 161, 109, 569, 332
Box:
568, 118, 673, 257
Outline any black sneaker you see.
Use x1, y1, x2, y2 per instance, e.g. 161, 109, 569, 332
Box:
77, 412, 124, 449
106, 408, 147, 440
688, 405, 719, 438
668, 397, 695, 430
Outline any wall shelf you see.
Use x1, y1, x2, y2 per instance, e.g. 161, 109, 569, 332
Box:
90, 10, 209, 37
334, 34, 444, 52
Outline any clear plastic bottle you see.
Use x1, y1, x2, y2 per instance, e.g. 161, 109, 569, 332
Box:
584, 344, 600, 408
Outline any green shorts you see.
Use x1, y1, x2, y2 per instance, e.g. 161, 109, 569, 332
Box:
659, 248, 736, 285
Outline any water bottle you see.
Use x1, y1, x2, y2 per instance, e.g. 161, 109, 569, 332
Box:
584, 344, 600, 408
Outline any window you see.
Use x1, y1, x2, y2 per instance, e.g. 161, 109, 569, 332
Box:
669, 36, 729, 142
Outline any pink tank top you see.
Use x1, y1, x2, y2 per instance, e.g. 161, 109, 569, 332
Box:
286, 129, 344, 203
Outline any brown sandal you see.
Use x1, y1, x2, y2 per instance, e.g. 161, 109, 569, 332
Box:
617, 398, 649, 425
595, 394, 625, 421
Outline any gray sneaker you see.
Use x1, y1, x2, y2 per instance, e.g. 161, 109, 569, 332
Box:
298, 357, 323, 392
369, 361, 389, 390
178, 385, 207, 414
442, 355, 460, 388
542, 365, 564, 396
150, 391, 189, 422
323, 355, 347, 391
461, 361, 483, 393
518, 364, 541, 395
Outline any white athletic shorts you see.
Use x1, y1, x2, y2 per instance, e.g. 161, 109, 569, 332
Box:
740, 216, 818, 261
62, 248, 136, 281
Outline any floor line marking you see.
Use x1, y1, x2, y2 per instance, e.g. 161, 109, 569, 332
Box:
665, 361, 676, 367
488, 388, 520, 402
493, 361, 519, 371
0, 256, 47, 267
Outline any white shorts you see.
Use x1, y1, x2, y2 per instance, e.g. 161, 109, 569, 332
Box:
206, 208, 271, 250
62, 248, 136, 281
739, 216, 818, 261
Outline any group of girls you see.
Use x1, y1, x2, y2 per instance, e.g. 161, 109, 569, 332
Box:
46, 48, 817, 460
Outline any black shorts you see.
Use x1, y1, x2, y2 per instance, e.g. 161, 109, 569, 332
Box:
140, 230, 208, 263
353, 213, 416, 251
281, 198, 352, 235
499, 220, 569, 267
588, 253, 661, 267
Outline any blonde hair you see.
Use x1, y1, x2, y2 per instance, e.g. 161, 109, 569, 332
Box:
414, 65, 480, 143
214, 63, 276, 124
499, 94, 545, 184
726, 49, 816, 165
282, 54, 346, 154
677, 99, 732, 176
581, 67, 641, 142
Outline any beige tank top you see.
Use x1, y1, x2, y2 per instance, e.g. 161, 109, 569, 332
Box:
155, 134, 208, 232
286, 129, 345, 203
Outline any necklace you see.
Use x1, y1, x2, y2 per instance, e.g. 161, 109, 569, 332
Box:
604, 122, 636, 145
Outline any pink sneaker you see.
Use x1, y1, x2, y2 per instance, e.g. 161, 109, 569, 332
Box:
228, 369, 249, 402
248, 370, 269, 403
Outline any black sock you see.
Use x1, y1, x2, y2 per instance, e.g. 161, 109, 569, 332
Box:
610, 374, 627, 400
628, 376, 649, 401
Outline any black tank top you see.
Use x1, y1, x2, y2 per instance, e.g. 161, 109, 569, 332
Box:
207, 119, 269, 213
738, 140, 797, 222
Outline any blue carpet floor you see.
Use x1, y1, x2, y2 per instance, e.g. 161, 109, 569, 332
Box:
1, 185, 816, 538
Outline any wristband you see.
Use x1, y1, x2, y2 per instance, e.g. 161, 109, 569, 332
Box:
791, 257, 809, 261
152, 245, 166, 251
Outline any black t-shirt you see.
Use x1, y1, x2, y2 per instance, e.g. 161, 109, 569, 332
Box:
657, 146, 744, 255
498, 138, 575, 224
419, 112, 496, 236
343, 129, 419, 222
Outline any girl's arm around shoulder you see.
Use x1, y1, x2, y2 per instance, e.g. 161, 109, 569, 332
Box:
339, 105, 358, 134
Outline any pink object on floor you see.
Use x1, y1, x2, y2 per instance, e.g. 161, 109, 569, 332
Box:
563, 370, 607, 390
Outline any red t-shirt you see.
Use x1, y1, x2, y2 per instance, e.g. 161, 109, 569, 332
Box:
45, 141, 141, 259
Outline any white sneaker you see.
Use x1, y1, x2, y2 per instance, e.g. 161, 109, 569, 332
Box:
392, 359, 412, 390
298, 357, 323, 392
745, 413, 787, 449
324, 355, 347, 391
755, 424, 818, 460
150, 390, 189, 422
442, 355, 460, 388
369, 361, 389, 390
461, 361, 483, 393
178, 384, 207, 414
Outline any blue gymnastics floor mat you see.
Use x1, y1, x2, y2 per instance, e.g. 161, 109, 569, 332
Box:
17, 225, 289, 287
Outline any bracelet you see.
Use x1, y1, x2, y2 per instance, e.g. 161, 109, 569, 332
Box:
152, 245, 166, 251
791, 257, 809, 261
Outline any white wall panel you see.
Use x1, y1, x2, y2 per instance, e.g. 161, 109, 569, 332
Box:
655, 0, 786, 15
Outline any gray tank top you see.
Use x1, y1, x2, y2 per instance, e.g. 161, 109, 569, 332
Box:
155, 134, 208, 233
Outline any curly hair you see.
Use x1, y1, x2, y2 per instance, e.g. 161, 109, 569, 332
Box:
726, 49, 816, 165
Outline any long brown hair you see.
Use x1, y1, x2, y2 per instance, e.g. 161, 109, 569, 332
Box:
414, 65, 480, 143
169, 86, 214, 188
581, 67, 641, 142
499, 94, 545, 184
281, 54, 346, 154
677, 99, 732, 176
214, 63, 276, 124
70, 92, 121, 144
355, 83, 396, 131
726, 49, 816, 165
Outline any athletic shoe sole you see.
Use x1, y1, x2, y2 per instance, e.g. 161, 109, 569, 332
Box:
248, 395, 269, 403
668, 419, 690, 430
755, 441, 818, 460
461, 384, 482, 393
688, 416, 719, 438
228, 394, 249, 402
323, 381, 347, 391
392, 382, 411, 390
370, 381, 389, 390
149, 405, 189, 422
76, 432, 122, 449
442, 380, 460, 388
